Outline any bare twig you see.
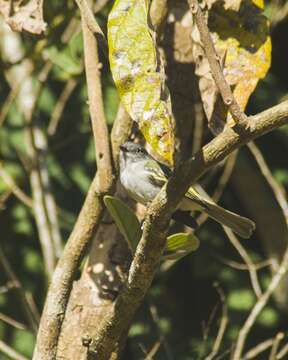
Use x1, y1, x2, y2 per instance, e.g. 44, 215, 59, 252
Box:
0, 246, 39, 333
81, 6, 113, 184
243, 338, 274, 359
199, 301, 220, 360
32, 1, 114, 358
224, 228, 262, 299
248, 142, 288, 223
0, 312, 27, 330
47, 78, 77, 135
25, 63, 62, 275
205, 283, 228, 360
0, 80, 21, 127
144, 341, 162, 360
0, 340, 29, 360
1, 20, 61, 277
214, 255, 271, 271
277, 342, 288, 359
149, 303, 173, 360
75, 0, 108, 56
88, 101, 288, 359
0, 163, 33, 208
233, 244, 288, 359
187, 0, 247, 125
269, 333, 284, 360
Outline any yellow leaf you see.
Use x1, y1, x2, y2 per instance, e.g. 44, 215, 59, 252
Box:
108, 0, 175, 165
193, 0, 271, 133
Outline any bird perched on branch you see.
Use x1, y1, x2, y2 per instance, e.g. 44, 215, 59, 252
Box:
119, 141, 255, 238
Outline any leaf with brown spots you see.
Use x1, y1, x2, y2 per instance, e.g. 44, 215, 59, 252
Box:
108, 0, 175, 165
192, 0, 271, 134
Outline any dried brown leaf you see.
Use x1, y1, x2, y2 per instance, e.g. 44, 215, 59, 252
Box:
192, 0, 271, 134
0, 0, 46, 35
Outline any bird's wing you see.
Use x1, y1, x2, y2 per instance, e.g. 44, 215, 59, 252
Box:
144, 159, 170, 187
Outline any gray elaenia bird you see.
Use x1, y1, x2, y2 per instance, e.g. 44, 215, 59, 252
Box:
119, 141, 255, 238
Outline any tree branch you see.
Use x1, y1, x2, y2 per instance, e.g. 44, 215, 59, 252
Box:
187, 0, 247, 124
75, 0, 108, 56
0, 246, 39, 333
224, 228, 262, 299
0, 163, 33, 208
234, 245, 288, 359
0, 340, 29, 360
88, 100, 288, 358
32, 1, 116, 358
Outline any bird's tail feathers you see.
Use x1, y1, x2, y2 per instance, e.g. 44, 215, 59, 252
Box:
205, 202, 255, 239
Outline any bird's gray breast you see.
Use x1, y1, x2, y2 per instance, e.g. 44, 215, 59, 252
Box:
120, 161, 160, 204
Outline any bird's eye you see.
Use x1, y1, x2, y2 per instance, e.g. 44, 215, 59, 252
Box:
137, 148, 142, 153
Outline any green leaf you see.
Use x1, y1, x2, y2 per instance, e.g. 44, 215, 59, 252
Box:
163, 232, 200, 260
44, 46, 82, 76
104, 195, 142, 251
228, 289, 255, 311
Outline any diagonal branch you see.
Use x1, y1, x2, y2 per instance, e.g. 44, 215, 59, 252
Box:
88, 100, 288, 358
233, 245, 288, 359
0, 246, 39, 333
187, 0, 247, 125
0, 340, 29, 360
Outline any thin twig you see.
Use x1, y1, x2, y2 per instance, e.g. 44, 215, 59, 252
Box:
0, 80, 22, 127
248, 142, 288, 223
187, 0, 247, 125
0, 163, 33, 208
196, 185, 262, 298
243, 338, 274, 359
214, 255, 271, 271
144, 341, 162, 360
0, 340, 29, 360
48, 78, 77, 135
224, 228, 262, 299
75, 0, 108, 56
199, 302, 220, 360
269, 333, 284, 360
205, 283, 228, 360
81, 5, 113, 184
277, 342, 288, 359
0, 312, 27, 330
233, 245, 288, 360
24, 63, 62, 275
0, 246, 39, 333
149, 303, 173, 360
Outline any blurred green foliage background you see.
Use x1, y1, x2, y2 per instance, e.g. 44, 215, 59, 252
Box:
1, 0, 288, 359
